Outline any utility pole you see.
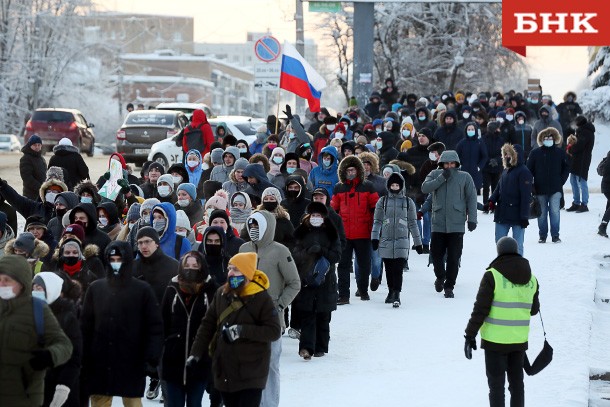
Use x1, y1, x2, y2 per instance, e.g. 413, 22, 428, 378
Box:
295, 0, 305, 115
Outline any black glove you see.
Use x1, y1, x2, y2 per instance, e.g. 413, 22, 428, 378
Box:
222, 324, 242, 343
520, 219, 529, 229
464, 335, 477, 360
371, 239, 379, 251
282, 104, 293, 120
442, 168, 451, 180
467, 222, 477, 232
117, 178, 131, 194
185, 355, 199, 368
29, 350, 54, 371
103, 171, 111, 180
414, 245, 424, 254
307, 245, 321, 254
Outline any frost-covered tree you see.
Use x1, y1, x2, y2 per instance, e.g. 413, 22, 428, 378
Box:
373, 3, 527, 96
580, 47, 610, 121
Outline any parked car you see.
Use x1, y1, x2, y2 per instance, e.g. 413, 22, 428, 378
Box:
24, 108, 96, 156
116, 110, 189, 167
156, 102, 214, 120
147, 116, 265, 170
0, 134, 22, 152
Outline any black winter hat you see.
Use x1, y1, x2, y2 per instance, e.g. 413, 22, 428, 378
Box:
323, 116, 338, 125
208, 209, 231, 228
574, 115, 587, 127
203, 180, 223, 200
25, 215, 47, 232
148, 162, 165, 174
417, 127, 433, 140
306, 201, 328, 217
136, 226, 160, 244
427, 141, 446, 154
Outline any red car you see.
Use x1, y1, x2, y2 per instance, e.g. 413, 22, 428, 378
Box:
24, 108, 96, 156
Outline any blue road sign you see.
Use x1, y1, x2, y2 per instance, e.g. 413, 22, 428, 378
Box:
254, 36, 281, 63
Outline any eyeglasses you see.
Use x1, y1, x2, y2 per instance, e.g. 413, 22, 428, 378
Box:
137, 239, 156, 246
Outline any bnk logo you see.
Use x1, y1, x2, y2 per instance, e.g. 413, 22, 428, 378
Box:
502, 1, 609, 56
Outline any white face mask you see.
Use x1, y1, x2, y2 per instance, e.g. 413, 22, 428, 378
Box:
506, 114, 514, 121
334, 132, 344, 139
157, 185, 171, 197
239, 147, 247, 153
172, 175, 183, 184
176, 230, 187, 237
310, 217, 324, 227
202, 163, 210, 170
463, 113, 470, 119
272, 156, 283, 165
429, 152, 438, 161
98, 216, 108, 227
32, 291, 47, 302
496, 118, 504, 124
187, 160, 199, 168
0, 286, 16, 300
45, 192, 58, 203
326, 124, 336, 131
177, 199, 190, 207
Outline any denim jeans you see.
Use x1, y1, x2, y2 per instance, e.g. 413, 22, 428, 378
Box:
165, 380, 206, 407
416, 211, 432, 245
569, 173, 589, 205
537, 192, 561, 238
495, 223, 525, 256
260, 339, 281, 407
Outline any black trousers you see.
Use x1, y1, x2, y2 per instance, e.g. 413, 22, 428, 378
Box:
485, 349, 525, 407
483, 172, 501, 204
299, 311, 332, 354
221, 388, 263, 407
603, 192, 610, 223
337, 238, 372, 297
430, 232, 464, 289
383, 258, 406, 292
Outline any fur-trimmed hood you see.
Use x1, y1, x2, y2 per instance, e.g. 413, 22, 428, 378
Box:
5, 237, 49, 259
52, 143, 80, 154
536, 127, 562, 146
389, 159, 416, 175
358, 151, 380, 174
563, 91, 577, 102
74, 180, 102, 205
501, 143, 524, 169
249, 153, 271, 173
52, 242, 99, 262
338, 154, 365, 183
39, 178, 68, 202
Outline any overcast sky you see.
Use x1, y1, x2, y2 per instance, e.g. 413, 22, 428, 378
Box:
95, 0, 591, 102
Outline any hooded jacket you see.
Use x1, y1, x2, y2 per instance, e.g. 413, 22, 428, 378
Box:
531, 105, 563, 147
69, 203, 111, 255
81, 241, 163, 398
150, 202, 192, 260
331, 155, 380, 240
134, 246, 179, 305
513, 111, 534, 158
569, 119, 595, 179
465, 253, 540, 352
47, 191, 80, 241
309, 145, 340, 198
556, 92, 582, 135
48, 241, 103, 297
483, 124, 508, 175
490, 144, 533, 225
74, 180, 102, 206
0, 224, 15, 257
421, 150, 478, 233
167, 163, 190, 188
456, 124, 488, 189
97, 201, 121, 241
414, 107, 437, 134
281, 175, 311, 229
243, 164, 279, 206
198, 226, 230, 285
183, 149, 206, 200
210, 146, 240, 184
48, 144, 89, 190
377, 131, 399, 167
526, 128, 569, 195
0, 255, 72, 407
178, 109, 214, 155
19, 144, 47, 200
371, 173, 422, 259
433, 111, 463, 150
239, 211, 301, 319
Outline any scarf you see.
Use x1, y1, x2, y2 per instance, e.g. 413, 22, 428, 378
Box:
63, 260, 83, 277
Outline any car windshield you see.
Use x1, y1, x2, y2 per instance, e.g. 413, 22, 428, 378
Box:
234, 121, 264, 136
32, 111, 73, 122
0, 136, 10, 142
125, 113, 175, 126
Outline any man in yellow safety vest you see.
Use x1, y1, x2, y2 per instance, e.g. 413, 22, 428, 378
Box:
464, 236, 540, 407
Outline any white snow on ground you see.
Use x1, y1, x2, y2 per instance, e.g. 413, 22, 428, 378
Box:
132, 121, 608, 406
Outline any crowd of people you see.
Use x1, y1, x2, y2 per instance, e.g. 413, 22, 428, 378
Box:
0, 83, 604, 407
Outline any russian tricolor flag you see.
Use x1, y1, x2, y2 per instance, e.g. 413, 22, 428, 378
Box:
280, 42, 327, 112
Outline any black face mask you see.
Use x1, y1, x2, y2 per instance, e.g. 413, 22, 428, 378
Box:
286, 190, 299, 199
61, 256, 79, 266
262, 201, 278, 211
179, 268, 204, 283
56, 208, 67, 218
205, 244, 222, 257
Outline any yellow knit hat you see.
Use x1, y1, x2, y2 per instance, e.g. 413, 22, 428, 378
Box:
229, 252, 258, 280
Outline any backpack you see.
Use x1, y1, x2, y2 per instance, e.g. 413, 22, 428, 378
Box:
304, 256, 331, 288
32, 297, 45, 347
597, 156, 608, 177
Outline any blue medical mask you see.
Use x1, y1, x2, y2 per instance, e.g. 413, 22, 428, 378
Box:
80, 196, 93, 204
543, 139, 554, 147
110, 262, 122, 274
418, 116, 426, 121
229, 275, 246, 289
323, 158, 332, 168
286, 167, 296, 174
32, 291, 47, 302
466, 130, 476, 137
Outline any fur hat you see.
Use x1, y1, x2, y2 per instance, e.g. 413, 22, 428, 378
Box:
228, 252, 259, 281
177, 183, 197, 201
497, 236, 519, 255
323, 116, 338, 125
358, 151, 380, 174
306, 201, 328, 217
427, 141, 446, 154
46, 166, 65, 182
175, 210, 191, 230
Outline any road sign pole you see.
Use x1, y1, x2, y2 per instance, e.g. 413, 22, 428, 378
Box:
353, 2, 375, 107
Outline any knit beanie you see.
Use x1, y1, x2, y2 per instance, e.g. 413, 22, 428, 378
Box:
175, 210, 191, 230
61, 239, 83, 260
27, 134, 43, 146
261, 187, 282, 203
62, 224, 85, 243
126, 203, 141, 223
46, 166, 65, 182
209, 209, 231, 227
497, 236, 519, 255
157, 174, 175, 191
14, 232, 36, 255
140, 198, 161, 216
211, 148, 224, 165
148, 162, 165, 175
205, 190, 229, 211
177, 183, 197, 201
58, 138, 72, 146
234, 157, 249, 171
228, 252, 258, 280
136, 226, 160, 244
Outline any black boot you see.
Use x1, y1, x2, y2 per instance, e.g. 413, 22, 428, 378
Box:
599, 223, 609, 238
393, 291, 401, 308
566, 202, 579, 212
385, 291, 393, 304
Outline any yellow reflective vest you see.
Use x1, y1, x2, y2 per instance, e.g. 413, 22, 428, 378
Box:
480, 268, 537, 344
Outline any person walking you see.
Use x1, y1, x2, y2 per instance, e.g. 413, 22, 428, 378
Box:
19, 134, 47, 200
48, 138, 89, 191
464, 236, 540, 407
421, 150, 478, 298
565, 115, 595, 213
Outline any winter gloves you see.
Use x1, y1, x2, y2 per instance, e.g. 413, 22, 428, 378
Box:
283, 104, 293, 120
50, 384, 70, 407
372, 239, 379, 251
414, 245, 424, 254
29, 349, 54, 370
464, 335, 477, 359
467, 222, 477, 232
521, 219, 529, 229
117, 178, 131, 194
222, 324, 242, 343
442, 168, 451, 180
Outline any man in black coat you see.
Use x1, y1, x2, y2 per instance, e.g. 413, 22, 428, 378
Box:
566, 115, 595, 213
208, 209, 245, 258
81, 241, 163, 406
68, 203, 111, 255
19, 134, 47, 200
48, 138, 90, 191
281, 175, 311, 229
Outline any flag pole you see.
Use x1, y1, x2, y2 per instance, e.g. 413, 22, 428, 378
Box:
274, 87, 281, 135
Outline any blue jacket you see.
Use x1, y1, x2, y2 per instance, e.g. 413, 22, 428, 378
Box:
309, 146, 339, 198
184, 149, 203, 187
456, 127, 488, 189
490, 144, 533, 225
150, 202, 191, 260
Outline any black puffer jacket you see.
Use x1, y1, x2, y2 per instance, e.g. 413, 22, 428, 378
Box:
569, 120, 595, 180
281, 175, 311, 229
48, 144, 89, 190
19, 145, 47, 200
134, 248, 179, 305
68, 203, 111, 256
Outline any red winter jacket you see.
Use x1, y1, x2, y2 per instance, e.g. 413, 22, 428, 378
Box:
331, 155, 379, 240
181, 109, 214, 155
